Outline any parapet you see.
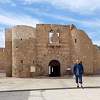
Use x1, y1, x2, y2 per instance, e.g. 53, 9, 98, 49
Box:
12, 25, 36, 40
36, 24, 70, 28
5, 28, 12, 41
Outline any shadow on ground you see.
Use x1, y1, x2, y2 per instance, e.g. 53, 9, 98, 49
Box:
0, 86, 100, 93
0, 90, 47, 100
0, 91, 29, 100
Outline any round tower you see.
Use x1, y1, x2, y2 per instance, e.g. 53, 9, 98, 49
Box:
12, 25, 36, 77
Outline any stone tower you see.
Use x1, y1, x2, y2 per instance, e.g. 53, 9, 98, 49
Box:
5, 28, 12, 76
12, 25, 36, 77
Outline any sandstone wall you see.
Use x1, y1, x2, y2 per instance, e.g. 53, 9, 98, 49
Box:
1, 24, 100, 77
5, 28, 12, 76
0, 29, 12, 76
12, 25, 36, 77
93, 45, 100, 74
36, 24, 72, 75
0, 48, 6, 71
71, 26, 93, 74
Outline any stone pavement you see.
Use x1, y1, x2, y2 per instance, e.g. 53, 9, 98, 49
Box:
0, 76, 100, 100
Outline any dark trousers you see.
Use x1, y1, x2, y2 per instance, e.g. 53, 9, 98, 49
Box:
75, 75, 82, 84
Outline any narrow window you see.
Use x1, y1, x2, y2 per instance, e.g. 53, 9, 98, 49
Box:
21, 60, 23, 64
50, 29, 53, 32
48, 32, 54, 43
75, 39, 77, 43
33, 60, 34, 64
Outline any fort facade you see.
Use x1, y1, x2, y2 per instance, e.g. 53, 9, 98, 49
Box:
0, 24, 100, 77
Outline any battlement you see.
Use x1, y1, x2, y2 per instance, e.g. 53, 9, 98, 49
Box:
36, 24, 70, 28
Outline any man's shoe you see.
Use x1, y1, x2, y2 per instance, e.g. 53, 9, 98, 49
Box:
81, 85, 84, 88
77, 85, 79, 88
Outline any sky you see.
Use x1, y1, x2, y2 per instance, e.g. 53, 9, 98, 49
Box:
0, 0, 100, 47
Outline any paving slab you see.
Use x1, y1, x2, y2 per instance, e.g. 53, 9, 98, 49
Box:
0, 76, 100, 100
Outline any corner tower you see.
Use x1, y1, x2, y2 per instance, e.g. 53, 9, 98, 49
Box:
12, 25, 36, 77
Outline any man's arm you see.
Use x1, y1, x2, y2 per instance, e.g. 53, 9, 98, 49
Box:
73, 64, 76, 75
82, 64, 84, 74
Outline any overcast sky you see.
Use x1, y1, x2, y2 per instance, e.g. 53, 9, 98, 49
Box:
0, 0, 100, 47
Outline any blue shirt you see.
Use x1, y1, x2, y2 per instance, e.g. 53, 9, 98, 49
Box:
76, 66, 79, 75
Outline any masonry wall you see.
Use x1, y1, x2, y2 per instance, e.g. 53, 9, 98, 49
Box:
0, 29, 12, 76
0, 48, 6, 71
97, 50, 100, 73
93, 45, 100, 74
36, 24, 72, 75
5, 28, 12, 76
71, 26, 94, 74
12, 25, 36, 77
0, 24, 100, 77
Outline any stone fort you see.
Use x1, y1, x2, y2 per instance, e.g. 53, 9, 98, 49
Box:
0, 24, 100, 77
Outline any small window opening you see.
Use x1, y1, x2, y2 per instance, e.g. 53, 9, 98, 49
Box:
75, 39, 77, 43
21, 60, 23, 64
49, 32, 53, 43
50, 29, 53, 32
48, 32, 60, 44
33, 60, 34, 64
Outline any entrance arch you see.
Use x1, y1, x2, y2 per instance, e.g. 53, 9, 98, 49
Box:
49, 60, 61, 77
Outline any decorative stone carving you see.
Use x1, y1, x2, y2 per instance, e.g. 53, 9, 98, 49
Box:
51, 33, 59, 44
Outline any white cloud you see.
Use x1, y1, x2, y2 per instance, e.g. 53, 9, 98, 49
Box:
51, 0, 100, 13
25, 7, 100, 29
0, 13, 41, 27
0, 11, 41, 47
93, 40, 100, 46
22, 0, 100, 14
83, 31, 100, 46
23, 0, 44, 4
0, 0, 12, 4
0, 0, 16, 6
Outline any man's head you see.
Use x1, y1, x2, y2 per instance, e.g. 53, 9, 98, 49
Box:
76, 59, 79, 64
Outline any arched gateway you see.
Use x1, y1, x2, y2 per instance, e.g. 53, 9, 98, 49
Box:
49, 60, 61, 77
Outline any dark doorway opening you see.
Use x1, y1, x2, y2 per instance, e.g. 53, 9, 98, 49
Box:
49, 60, 61, 77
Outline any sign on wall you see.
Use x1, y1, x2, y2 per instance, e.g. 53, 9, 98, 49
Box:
30, 66, 36, 72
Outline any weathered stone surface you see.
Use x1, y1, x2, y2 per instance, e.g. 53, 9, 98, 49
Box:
0, 24, 100, 77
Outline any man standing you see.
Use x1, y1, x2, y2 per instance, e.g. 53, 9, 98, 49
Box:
73, 60, 84, 88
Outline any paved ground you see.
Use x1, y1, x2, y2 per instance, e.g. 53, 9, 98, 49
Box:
0, 76, 100, 100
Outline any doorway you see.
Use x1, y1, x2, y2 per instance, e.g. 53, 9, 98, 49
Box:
49, 60, 61, 77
